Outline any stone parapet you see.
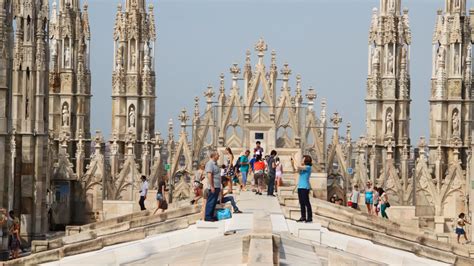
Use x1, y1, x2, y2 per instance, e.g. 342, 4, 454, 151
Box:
279, 195, 474, 265
9, 204, 202, 265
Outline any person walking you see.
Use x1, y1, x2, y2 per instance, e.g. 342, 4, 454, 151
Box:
350, 185, 360, 210
379, 187, 389, 219
266, 150, 277, 197
138, 175, 148, 211
153, 180, 168, 215
253, 155, 266, 195
291, 155, 313, 223
373, 185, 380, 216
456, 213, 471, 244
9, 219, 21, 259
239, 150, 251, 191
275, 157, 283, 192
254, 141, 264, 157
365, 181, 374, 214
204, 152, 221, 222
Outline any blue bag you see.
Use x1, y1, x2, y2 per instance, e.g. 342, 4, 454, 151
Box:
216, 208, 232, 220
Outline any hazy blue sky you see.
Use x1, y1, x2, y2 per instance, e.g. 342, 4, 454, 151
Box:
83, 0, 468, 141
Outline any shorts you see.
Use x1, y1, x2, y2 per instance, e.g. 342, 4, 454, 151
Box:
156, 193, 163, 201
351, 203, 358, 209
203, 188, 209, 199
365, 198, 373, 205
456, 228, 465, 235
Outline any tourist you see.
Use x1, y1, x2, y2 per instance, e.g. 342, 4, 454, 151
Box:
335, 198, 344, 206
266, 150, 277, 197
219, 178, 243, 214
239, 150, 251, 191
138, 175, 148, 211
373, 185, 380, 216
330, 194, 337, 204
456, 213, 471, 244
254, 141, 264, 157
191, 163, 206, 205
224, 147, 238, 190
9, 219, 20, 259
0, 208, 6, 225
253, 155, 266, 195
275, 157, 283, 193
379, 187, 389, 219
204, 151, 221, 222
350, 185, 360, 210
7, 210, 15, 258
291, 156, 313, 223
153, 180, 168, 215
364, 181, 374, 214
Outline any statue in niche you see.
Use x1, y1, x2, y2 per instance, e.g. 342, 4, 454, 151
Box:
388, 0, 395, 11
437, 46, 445, 67
62, 104, 70, 127
115, 46, 123, 68
385, 110, 394, 136
455, 0, 460, 8
144, 42, 150, 57
454, 51, 460, 74
51, 38, 57, 56
452, 110, 460, 136
128, 106, 136, 128
373, 47, 380, 65
388, 51, 394, 74
401, 46, 407, 61
65, 47, 71, 68
131, 51, 136, 69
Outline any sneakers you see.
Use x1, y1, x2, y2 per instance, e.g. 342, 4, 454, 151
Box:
305, 220, 313, 223
234, 210, 243, 214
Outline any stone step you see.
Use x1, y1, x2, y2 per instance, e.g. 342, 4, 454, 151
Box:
279, 199, 474, 265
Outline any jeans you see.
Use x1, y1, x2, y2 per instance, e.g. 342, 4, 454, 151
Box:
221, 196, 239, 211
205, 188, 221, 221
298, 188, 312, 221
139, 196, 146, 210
381, 203, 389, 219
267, 174, 275, 195
241, 171, 248, 185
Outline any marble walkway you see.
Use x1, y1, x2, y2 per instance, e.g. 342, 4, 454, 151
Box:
43, 191, 448, 266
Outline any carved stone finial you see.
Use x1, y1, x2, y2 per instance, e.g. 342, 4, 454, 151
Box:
194, 97, 200, 118
280, 63, 292, 80
178, 109, 189, 129
230, 63, 241, 76
330, 112, 342, 129
204, 85, 215, 103
254, 37, 267, 53
306, 87, 317, 102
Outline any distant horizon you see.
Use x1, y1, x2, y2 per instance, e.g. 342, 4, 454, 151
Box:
75, 0, 467, 144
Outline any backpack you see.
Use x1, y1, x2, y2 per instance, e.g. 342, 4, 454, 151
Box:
234, 156, 242, 172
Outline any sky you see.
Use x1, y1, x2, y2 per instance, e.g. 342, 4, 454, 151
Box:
81, 0, 469, 141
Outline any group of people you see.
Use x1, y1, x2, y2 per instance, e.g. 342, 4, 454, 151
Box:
0, 209, 21, 259
348, 182, 389, 219
192, 141, 313, 223
138, 175, 168, 215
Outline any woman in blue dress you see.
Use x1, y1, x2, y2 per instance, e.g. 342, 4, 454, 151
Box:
291, 155, 313, 223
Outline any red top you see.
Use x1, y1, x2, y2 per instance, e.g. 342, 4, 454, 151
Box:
254, 161, 265, 171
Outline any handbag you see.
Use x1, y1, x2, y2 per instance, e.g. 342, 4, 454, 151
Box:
216, 208, 232, 220
385, 202, 391, 208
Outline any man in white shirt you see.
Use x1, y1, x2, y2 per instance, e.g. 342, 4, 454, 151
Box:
139, 175, 148, 210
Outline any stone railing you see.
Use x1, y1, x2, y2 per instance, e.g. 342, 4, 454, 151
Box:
279, 195, 474, 265
6, 204, 202, 265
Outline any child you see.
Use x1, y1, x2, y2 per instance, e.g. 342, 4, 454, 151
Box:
10, 219, 20, 259
350, 185, 360, 210
456, 213, 471, 244
275, 157, 283, 192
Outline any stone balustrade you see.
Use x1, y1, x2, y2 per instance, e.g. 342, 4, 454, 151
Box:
279, 195, 474, 265
6, 204, 202, 265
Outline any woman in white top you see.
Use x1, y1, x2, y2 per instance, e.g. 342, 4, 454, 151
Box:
275, 157, 283, 192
